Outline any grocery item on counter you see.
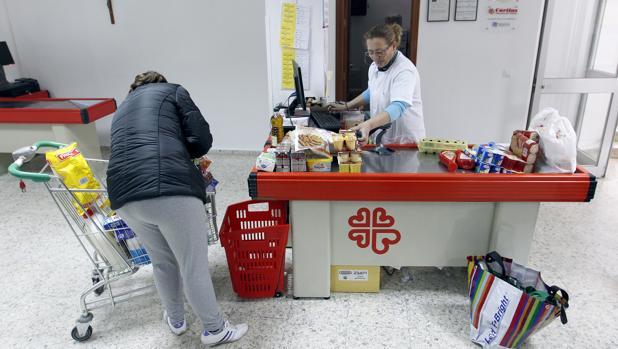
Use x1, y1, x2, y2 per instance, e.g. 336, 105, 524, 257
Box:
339, 130, 358, 151
418, 138, 467, 153
439, 150, 458, 172
332, 133, 345, 152
502, 153, 534, 173
275, 143, 291, 172
456, 150, 476, 170
307, 157, 333, 172
338, 151, 350, 163
510, 131, 539, 164
270, 113, 284, 146
349, 162, 362, 173
256, 152, 276, 172
338, 162, 350, 173
350, 151, 362, 163
291, 151, 307, 172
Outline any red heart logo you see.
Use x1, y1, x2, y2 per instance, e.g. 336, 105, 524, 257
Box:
348, 229, 371, 249
348, 208, 371, 227
371, 229, 401, 254
372, 208, 394, 228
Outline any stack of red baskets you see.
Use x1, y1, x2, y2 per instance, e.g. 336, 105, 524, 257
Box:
219, 200, 289, 298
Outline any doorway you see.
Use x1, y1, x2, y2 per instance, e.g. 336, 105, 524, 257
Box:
530, 0, 618, 177
336, 0, 420, 101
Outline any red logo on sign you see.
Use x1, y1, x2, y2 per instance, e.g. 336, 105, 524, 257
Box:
348, 208, 401, 255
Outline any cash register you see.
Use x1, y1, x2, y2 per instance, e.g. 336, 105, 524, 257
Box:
0, 41, 41, 97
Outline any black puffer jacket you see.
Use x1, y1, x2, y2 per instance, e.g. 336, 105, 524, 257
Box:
106, 83, 212, 209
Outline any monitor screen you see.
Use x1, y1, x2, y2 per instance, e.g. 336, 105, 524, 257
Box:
293, 60, 306, 111
0, 42, 15, 66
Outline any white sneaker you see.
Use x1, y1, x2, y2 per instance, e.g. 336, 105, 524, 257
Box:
201, 321, 248, 347
163, 311, 187, 335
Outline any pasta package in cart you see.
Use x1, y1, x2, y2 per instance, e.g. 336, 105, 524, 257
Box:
46, 143, 101, 206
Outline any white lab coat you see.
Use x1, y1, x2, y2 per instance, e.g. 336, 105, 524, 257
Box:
368, 51, 426, 144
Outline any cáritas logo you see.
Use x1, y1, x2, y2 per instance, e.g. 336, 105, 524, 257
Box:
56, 148, 81, 161
348, 207, 401, 255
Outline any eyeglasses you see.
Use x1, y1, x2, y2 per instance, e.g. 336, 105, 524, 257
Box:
365, 46, 391, 58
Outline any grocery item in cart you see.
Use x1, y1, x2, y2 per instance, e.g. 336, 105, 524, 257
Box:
83, 210, 129, 271
104, 215, 151, 265
46, 143, 101, 206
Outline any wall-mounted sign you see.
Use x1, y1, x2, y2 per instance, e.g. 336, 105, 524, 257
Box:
485, 0, 519, 31
427, 0, 451, 22
455, 0, 478, 21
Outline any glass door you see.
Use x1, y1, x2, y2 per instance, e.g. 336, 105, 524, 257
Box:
530, 0, 618, 177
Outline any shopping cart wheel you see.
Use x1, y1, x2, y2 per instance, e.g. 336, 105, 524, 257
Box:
71, 325, 92, 342
274, 291, 283, 298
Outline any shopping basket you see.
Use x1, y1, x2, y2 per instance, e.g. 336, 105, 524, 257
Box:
8, 141, 219, 342
220, 200, 289, 298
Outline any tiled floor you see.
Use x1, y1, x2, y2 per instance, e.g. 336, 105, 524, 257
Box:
0, 152, 616, 348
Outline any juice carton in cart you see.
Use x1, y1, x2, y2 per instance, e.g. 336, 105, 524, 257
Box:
104, 215, 151, 265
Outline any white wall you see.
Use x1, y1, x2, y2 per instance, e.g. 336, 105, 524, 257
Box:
0, 0, 20, 80
0, 0, 270, 150
266, 0, 327, 108
416, 0, 545, 144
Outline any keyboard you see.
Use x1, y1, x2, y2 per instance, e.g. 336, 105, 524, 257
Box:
310, 111, 341, 131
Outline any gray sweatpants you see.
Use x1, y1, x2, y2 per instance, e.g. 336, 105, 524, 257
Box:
116, 195, 225, 332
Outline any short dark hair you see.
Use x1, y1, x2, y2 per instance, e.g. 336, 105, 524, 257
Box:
130, 71, 167, 91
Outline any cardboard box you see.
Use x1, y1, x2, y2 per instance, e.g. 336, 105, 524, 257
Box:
330, 265, 380, 293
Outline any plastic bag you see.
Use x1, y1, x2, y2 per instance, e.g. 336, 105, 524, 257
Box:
289, 126, 336, 153
529, 108, 577, 173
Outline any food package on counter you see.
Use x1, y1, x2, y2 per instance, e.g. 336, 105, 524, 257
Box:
476, 144, 506, 167
291, 151, 307, 172
256, 152, 276, 172
332, 133, 345, 152
419, 138, 467, 154
502, 153, 534, 173
46, 143, 101, 208
349, 162, 362, 173
510, 132, 539, 164
290, 126, 336, 153
512, 130, 540, 142
456, 150, 476, 170
340, 130, 358, 151
439, 150, 458, 172
306, 148, 333, 172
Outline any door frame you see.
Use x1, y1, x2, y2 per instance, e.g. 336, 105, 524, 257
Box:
336, 0, 421, 101
529, 0, 618, 177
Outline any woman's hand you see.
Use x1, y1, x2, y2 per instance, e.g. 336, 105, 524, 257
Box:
350, 122, 372, 145
327, 102, 348, 112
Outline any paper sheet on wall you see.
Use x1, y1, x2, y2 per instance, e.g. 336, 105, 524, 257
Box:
281, 48, 310, 90
281, 47, 295, 90
280, 3, 311, 50
280, 3, 296, 48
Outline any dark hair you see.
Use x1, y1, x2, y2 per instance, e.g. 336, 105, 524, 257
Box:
364, 23, 403, 46
130, 71, 167, 91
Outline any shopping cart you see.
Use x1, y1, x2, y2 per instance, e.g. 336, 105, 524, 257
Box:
8, 141, 219, 341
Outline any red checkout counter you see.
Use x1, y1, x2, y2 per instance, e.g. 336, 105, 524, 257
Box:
248, 141, 596, 298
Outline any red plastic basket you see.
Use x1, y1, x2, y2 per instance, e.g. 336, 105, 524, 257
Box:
219, 200, 288, 298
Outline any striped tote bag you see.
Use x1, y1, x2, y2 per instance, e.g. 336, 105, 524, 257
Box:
466, 252, 569, 348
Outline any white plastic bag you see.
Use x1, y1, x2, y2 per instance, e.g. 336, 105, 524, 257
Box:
529, 108, 577, 173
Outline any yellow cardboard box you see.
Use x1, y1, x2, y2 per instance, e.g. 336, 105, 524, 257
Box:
330, 265, 380, 293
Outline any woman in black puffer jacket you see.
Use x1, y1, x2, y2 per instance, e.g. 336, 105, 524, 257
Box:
107, 72, 248, 345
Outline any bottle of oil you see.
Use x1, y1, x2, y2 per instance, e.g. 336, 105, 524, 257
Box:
270, 113, 284, 145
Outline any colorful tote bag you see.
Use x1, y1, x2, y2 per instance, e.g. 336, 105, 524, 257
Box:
467, 252, 569, 348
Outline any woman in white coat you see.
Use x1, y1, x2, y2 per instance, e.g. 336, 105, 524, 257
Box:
330, 23, 425, 145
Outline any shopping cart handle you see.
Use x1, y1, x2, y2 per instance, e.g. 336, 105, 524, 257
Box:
8, 141, 67, 182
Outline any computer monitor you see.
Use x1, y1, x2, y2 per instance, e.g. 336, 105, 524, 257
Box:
0, 41, 15, 85
288, 60, 306, 116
